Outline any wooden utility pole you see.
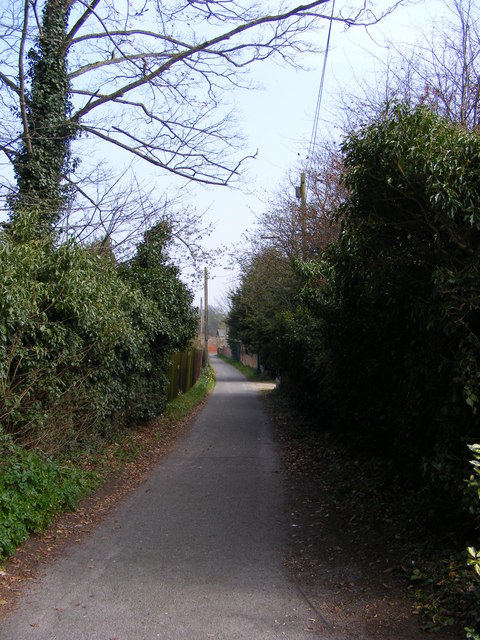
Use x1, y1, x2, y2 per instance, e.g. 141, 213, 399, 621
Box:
296, 172, 307, 259
204, 267, 209, 363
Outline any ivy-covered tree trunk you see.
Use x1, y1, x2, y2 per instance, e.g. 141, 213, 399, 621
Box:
11, 0, 75, 231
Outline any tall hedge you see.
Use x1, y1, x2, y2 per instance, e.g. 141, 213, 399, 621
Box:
287, 105, 480, 521
118, 223, 198, 423
229, 104, 480, 526
0, 213, 197, 454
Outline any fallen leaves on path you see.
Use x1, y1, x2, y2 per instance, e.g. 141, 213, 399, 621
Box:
265, 394, 463, 640
0, 404, 206, 619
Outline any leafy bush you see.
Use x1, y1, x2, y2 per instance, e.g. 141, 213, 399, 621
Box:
465, 444, 480, 638
227, 247, 299, 375
0, 221, 144, 450
229, 104, 480, 527
0, 444, 99, 558
306, 105, 480, 518
118, 223, 198, 423
0, 213, 197, 454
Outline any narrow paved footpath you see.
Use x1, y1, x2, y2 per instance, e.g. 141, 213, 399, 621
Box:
0, 355, 318, 640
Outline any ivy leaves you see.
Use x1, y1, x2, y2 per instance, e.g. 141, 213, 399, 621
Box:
12, 0, 75, 227
0, 218, 197, 452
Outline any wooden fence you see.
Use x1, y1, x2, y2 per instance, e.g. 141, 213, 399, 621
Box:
166, 347, 204, 400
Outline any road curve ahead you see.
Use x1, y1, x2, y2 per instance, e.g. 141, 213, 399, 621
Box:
0, 355, 318, 640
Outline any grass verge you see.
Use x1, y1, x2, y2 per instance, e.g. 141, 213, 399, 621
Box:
216, 353, 268, 381
0, 446, 100, 558
165, 362, 215, 422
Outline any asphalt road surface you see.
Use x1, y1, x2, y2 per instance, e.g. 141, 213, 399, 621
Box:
0, 355, 319, 640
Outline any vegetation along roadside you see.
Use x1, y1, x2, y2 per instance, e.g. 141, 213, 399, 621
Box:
269, 390, 478, 640
0, 364, 215, 616
226, 104, 480, 640
225, 356, 478, 638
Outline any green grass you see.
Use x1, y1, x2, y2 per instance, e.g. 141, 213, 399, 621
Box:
165, 363, 215, 421
216, 353, 266, 380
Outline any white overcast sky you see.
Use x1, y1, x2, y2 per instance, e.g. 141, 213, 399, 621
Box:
188, 0, 447, 307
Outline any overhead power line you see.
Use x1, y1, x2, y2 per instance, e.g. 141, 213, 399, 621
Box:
308, 0, 335, 164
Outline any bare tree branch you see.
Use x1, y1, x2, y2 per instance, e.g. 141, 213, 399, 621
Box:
79, 122, 255, 185
0, 0, 407, 239
30, 0, 44, 35
341, 0, 480, 131
0, 70, 20, 95
19, 0, 32, 154
62, 0, 100, 54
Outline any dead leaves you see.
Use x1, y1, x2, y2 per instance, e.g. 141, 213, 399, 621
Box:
0, 414, 194, 619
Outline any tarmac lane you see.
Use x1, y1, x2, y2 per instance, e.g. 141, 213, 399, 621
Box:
0, 355, 320, 639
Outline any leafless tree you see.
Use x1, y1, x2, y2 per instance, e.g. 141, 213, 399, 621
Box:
414, 0, 480, 128
339, 0, 480, 130
0, 0, 406, 236
64, 162, 223, 284
243, 140, 344, 262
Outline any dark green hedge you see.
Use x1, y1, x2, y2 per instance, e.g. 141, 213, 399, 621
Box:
0, 214, 198, 455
